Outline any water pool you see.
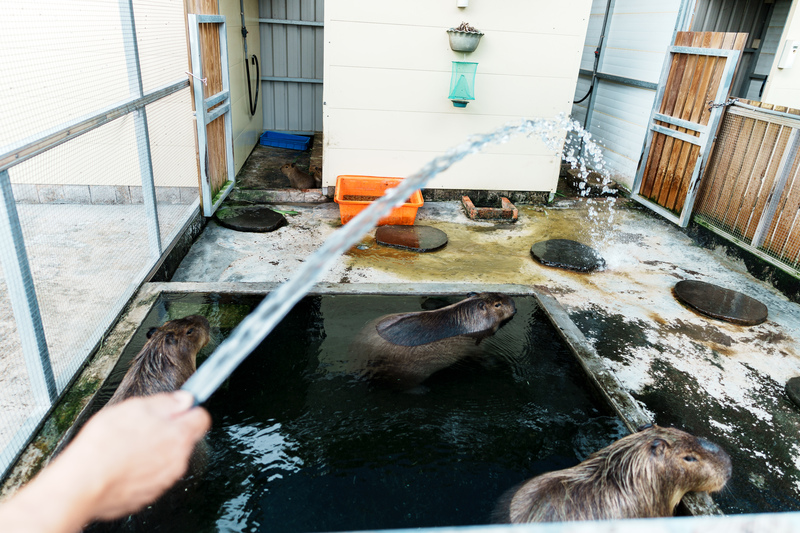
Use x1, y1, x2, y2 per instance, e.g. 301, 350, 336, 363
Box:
90, 292, 629, 532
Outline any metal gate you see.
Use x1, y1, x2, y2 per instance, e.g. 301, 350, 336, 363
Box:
259, 0, 324, 134
187, 14, 236, 217
631, 32, 745, 227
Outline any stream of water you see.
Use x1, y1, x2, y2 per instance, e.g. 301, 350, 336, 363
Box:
182, 115, 618, 404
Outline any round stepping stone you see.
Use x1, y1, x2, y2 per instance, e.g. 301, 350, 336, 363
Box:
786, 377, 800, 409
214, 205, 287, 233
530, 239, 606, 272
673, 280, 768, 326
375, 225, 448, 253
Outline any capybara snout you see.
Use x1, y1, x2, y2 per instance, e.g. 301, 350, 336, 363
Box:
495, 425, 732, 523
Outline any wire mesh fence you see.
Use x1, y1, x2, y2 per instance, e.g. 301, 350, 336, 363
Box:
694, 100, 800, 275
0, 0, 199, 477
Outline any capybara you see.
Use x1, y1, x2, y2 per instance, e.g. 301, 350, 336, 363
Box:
310, 164, 322, 187
107, 314, 210, 405
349, 292, 516, 391
90, 315, 211, 532
493, 424, 732, 523
280, 162, 316, 190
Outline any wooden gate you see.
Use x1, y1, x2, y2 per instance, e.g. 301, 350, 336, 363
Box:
631, 32, 746, 227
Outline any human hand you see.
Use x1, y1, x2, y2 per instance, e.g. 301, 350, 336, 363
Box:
69, 390, 211, 521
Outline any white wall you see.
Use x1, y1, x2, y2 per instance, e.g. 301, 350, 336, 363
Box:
763, 0, 800, 108
219, 0, 265, 173
322, 1, 592, 192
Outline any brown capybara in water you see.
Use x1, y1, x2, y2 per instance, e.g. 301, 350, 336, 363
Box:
493, 424, 732, 523
280, 162, 316, 190
107, 314, 210, 405
349, 292, 516, 391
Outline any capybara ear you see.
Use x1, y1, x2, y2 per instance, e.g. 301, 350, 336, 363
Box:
637, 423, 654, 432
146, 327, 159, 339
467, 292, 478, 297
650, 438, 667, 456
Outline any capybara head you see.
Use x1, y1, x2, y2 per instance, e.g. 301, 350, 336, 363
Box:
593, 425, 732, 501
500, 424, 732, 522
144, 314, 211, 367
108, 315, 211, 404
467, 292, 516, 329
279, 162, 295, 176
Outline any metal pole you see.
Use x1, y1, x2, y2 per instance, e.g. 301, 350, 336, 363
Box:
120, 0, 162, 257
0, 170, 57, 403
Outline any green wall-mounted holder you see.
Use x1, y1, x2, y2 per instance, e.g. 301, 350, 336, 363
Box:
448, 61, 478, 107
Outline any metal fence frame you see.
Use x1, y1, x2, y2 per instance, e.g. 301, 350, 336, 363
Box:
693, 100, 800, 278
0, 0, 196, 477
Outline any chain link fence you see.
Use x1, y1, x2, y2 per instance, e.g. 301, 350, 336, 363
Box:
0, 0, 200, 477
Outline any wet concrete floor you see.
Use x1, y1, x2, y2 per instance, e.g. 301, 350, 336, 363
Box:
172, 195, 800, 514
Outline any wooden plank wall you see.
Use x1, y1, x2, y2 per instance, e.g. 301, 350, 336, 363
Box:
184, 0, 228, 208
639, 32, 747, 216
695, 99, 800, 268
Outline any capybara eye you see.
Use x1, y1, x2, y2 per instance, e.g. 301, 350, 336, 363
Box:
187, 328, 194, 335
684, 456, 698, 462
495, 302, 501, 307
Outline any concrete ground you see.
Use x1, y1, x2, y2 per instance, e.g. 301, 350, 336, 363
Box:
173, 196, 800, 515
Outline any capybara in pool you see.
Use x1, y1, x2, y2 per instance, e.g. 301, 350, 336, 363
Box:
91, 315, 211, 532
349, 292, 516, 391
280, 162, 316, 190
107, 314, 210, 405
493, 424, 732, 523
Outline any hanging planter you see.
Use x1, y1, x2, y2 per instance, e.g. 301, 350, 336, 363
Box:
447, 22, 483, 53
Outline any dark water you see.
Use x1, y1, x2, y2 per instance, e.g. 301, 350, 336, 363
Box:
88, 293, 627, 532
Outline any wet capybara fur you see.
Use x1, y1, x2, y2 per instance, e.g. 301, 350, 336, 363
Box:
349, 292, 516, 390
280, 162, 316, 190
493, 424, 732, 523
107, 314, 210, 405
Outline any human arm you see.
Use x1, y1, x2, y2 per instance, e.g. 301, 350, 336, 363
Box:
0, 390, 210, 533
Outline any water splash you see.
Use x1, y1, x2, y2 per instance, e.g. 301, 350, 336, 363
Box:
560, 116, 619, 250
183, 115, 616, 403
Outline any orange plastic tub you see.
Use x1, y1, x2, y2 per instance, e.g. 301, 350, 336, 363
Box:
334, 175, 424, 226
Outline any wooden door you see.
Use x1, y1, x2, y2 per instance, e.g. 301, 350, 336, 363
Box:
631, 32, 746, 227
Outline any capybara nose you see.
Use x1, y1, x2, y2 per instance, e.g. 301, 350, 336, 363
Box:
698, 438, 720, 454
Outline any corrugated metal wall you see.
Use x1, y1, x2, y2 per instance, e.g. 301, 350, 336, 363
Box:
571, 0, 683, 187
690, 0, 788, 101
259, 0, 324, 133
571, 0, 790, 189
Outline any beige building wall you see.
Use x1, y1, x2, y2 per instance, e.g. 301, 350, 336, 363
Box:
219, 0, 264, 173
322, 1, 592, 192
763, 1, 800, 108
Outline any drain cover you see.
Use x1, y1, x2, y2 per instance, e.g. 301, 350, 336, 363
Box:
673, 280, 768, 326
786, 377, 800, 409
214, 206, 287, 233
375, 225, 448, 252
529, 239, 606, 272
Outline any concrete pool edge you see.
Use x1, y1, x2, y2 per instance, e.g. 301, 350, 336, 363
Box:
0, 281, 721, 519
